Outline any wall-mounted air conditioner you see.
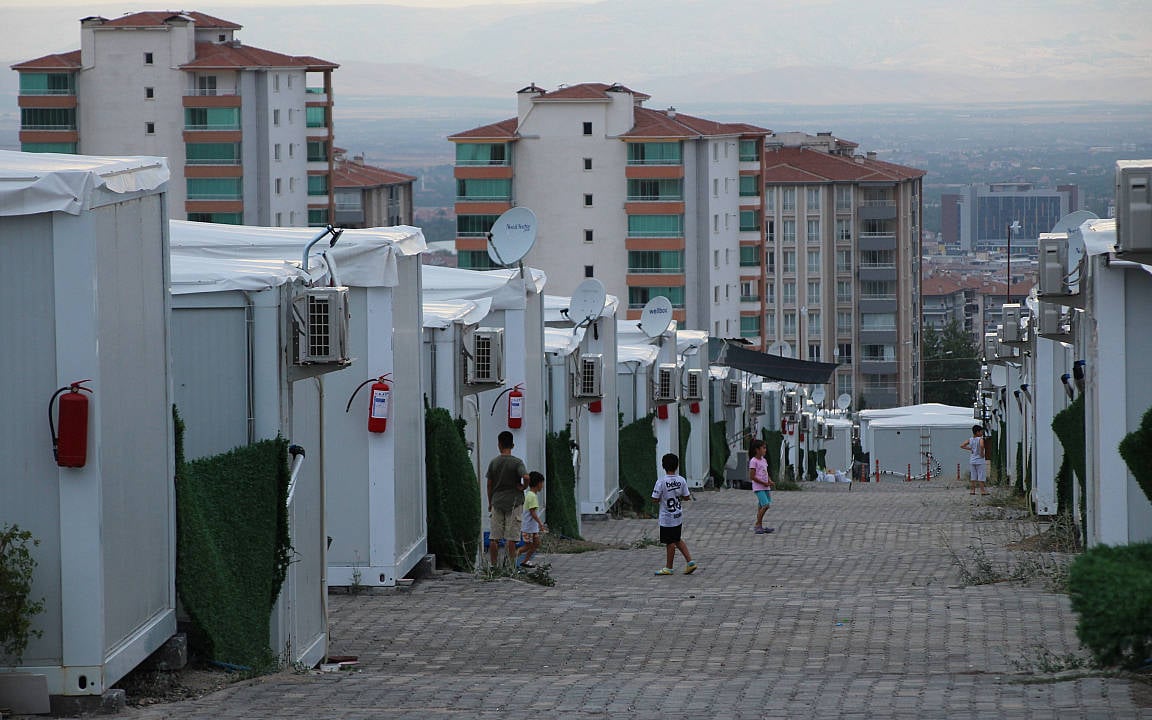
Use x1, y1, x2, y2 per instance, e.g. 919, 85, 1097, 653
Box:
465, 328, 504, 385
1000, 304, 1022, 343
1037, 301, 1069, 338
783, 391, 797, 414
573, 354, 603, 398
815, 418, 825, 436
1116, 160, 1152, 257
983, 332, 998, 363
653, 364, 678, 403
683, 369, 704, 402
291, 287, 351, 365
1038, 236, 1071, 297
751, 392, 765, 415
824, 424, 835, 441
799, 414, 810, 432
723, 380, 741, 407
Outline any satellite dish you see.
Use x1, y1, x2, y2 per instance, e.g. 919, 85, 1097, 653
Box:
487, 206, 538, 267
812, 387, 826, 405
567, 278, 607, 326
767, 341, 792, 358
638, 296, 674, 338
1050, 210, 1099, 235
836, 393, 851, 411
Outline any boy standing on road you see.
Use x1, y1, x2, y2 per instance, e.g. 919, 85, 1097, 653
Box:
650, 453, 697, 576
961, 425, 989, 496
748, 439, 775, 534
518, 471, 547, 569
486, 431, 530, 568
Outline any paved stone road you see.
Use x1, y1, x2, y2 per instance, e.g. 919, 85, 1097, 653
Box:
125, 481, 1151, 719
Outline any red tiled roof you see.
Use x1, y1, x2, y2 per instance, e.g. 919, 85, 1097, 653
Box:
534, 82, 651, 101
922, 276, 966, 296
11, 50, 81, 71
448, 117, 518, 141
333, 159, 416, 188
621, 107, 769, 139
762, 147, 925, 183
181, 42, 337, 70
100, 11, 241, 29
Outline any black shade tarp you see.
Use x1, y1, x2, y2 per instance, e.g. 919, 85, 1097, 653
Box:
711, 339, 838, 385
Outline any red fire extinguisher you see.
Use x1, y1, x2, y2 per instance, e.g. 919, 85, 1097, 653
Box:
49, 380, 93, 468
689, 402, 700, 414
656, 404, 669, 420
589, 400, 603, 414
507, 384, 524, 429
346, 374, 392, 433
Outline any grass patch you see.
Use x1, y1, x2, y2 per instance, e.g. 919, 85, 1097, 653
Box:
540, 535, 619, 554
475, 562, 555, 587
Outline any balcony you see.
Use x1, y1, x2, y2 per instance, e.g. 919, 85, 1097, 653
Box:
859, 298, 897, 314
858, 232, 897, 251
859, 201, 896, 220
740, 294, 760, 303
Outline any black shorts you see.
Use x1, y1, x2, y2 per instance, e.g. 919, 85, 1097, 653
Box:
659, 524, 683, 545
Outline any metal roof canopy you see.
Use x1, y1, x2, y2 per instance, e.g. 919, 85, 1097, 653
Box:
710, 339, 838, 385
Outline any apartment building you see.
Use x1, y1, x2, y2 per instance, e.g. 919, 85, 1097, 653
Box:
449, 82, 770, 331
941, 183, 1078, 253
759, 132, 925, 409
12, 11, 337, 226
332, 149, 415, 228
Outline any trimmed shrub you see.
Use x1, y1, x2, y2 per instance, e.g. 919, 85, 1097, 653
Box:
678, 414, 691, 472
1014, 440, 1025, 496
1053, 396, 1086, 536
618, 414, 657, 515
1118, 405, 1152, 507
1055, 456, 1074, 517
424, 407, 481, 571
761, 428, 784, 479
1068, 542, 1152, 668
709, 420, 730, 484
544, 427, 580, 539
175, 429, 291, 669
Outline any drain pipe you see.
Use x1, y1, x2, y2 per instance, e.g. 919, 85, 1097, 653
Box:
301, 225, 343, 279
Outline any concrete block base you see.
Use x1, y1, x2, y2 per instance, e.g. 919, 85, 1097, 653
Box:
49, 688, 125, 717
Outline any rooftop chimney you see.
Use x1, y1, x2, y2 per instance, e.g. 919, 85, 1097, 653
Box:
666, 107, 676, 118
866, 151, 877, 160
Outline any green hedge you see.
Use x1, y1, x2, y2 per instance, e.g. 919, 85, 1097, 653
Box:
424, 407, 481, 571
1068, 542, 1152, 668
545, 427, 580, 539
1053, 396, 1086, 536
709, 420, 730, 484
678, 414, 691, 473
1118, 404, 1152, 507
1056, 456, 1074, 518
806, 449, 827, 480
1014, 440, 1025, 496
618, 414, 657, 515
174, 411, 290, 669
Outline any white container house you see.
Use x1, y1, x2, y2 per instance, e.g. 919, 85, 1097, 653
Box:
0, 151, 175, 704
422, 299, 492, 415
169, 220, 429, 588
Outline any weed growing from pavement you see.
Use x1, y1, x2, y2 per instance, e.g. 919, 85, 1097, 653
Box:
630, 535, 662, 549
941, 533, 1073, 590
1011, 645, 1097, 674
476, 562, 555, 587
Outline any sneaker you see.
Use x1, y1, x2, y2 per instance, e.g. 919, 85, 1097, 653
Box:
654, 567, 673, 576
754, 526, 767, 534
684, 561, 698, 574
763, 527, 776, 533
520, 561, 536, 569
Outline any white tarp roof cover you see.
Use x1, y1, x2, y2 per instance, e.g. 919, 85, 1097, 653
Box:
422, 266, 547, 310
170, 254, 307, 295
545, 326, 583, 357
858, 403, 971, 420
170, 220, 426, 288
0, 150, 169, 216
422, 299, 492, 329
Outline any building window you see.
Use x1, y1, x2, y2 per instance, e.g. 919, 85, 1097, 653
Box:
807, 280, 821, 305
187, 212, 241, 224
807, 249, 821, 274
627, 215, 683, 237
783, 311, 796, 337
740, 281, 756, 301
837, 372, 852, 398
289, 177, 296, 192
861, 313, 897, 330
766, 220, 775, 244
306, 106, 328, 128
808, 310, 821, 334
836, 280, 853, 303
713, 178, 719, 197
713, 250, 719, 268
287, 74, 293, 89
456, 178, 511, 201
184, 107, 240, 130
837, 311, 853, 335
308, 208, 329, 227
837, 343, 853, 364
739, 175, 759, 197
782, 220, 796, 244
274, 144, 282, 161
626, 142, 682, 165
782, 187, 796, 212
288, 143, 294, 159
585, 265, 594, 278
584, 229, 594, 243
628, 250, 683, 274
806, 187, 821, 211
765, 188, 775, 213
808, 343, 822, 361
144, 52, 154, 65
20, 107, 76, 130
739, 210, 761, 232
836, 249, 853, 273
457, 215, 498, 237
836, 218, 852, 242
836, 185, 852, 211
195, 75, 217, 96
714, 286, 719, 303
583, 193, 593, 207
186, 177, 242, 200
627, 178, 683, 201
21, 142, 77, 153
273, 74, 280, 92
740, 316, 761, 338
713, 214, 719, 233
273, 109, 281, 126
807, 219, 821, 244
782, 250, 796, 274
739, 139, 758, 162
627, 286, 684, 309
782, 281, 796, 305
19, 72, 75, 95
145, 122, 155, 135
308, 175, 329, 196
582, 121, 592, 135
584, 157, 592, 170
145, 87, 154, 99
275, 212, 282, 227
766, 250, 775, 273
739, 246, 760, 267
765, 281, 775, 304
458, 250, 497, 270
275, 178, 282, 195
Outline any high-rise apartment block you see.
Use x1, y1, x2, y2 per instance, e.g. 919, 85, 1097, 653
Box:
941, 183, 1077, 253
451, 90, 925, 408
332, 149, 415, 228
449, 83, 770, 335
12, 11, 338, 227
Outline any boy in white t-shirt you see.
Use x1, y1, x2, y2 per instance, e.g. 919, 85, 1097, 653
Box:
518, 471, 547, 569
650, 453, 697, 576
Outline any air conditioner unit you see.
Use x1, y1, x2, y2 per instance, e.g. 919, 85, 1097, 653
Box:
751, 392, 765, 415
291, 287, 351, 365
783, 392, 797, 414
983, 332, 998, 362
1037, 301, 1068, 338
1116, 160, 1152, 256
1038, 236, 1070, 297
573, 354, 603, 398
1000, 304, 1022, 343
824, 425, 835, 441
653, 363, 677, 403
723, 380, 740, 407
973, 404, 983, 420
800, 414, 810, 432
465, 328, 505, 385
815, 418, 825, 436
683, 369, 704, 401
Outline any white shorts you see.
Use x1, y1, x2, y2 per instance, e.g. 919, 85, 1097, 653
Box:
970, 462, 987, 483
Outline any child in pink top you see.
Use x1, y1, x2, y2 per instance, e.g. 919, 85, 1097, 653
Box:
748, 439, 775, 534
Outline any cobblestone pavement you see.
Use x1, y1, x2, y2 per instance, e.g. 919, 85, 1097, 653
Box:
124, 481, 1152, 719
